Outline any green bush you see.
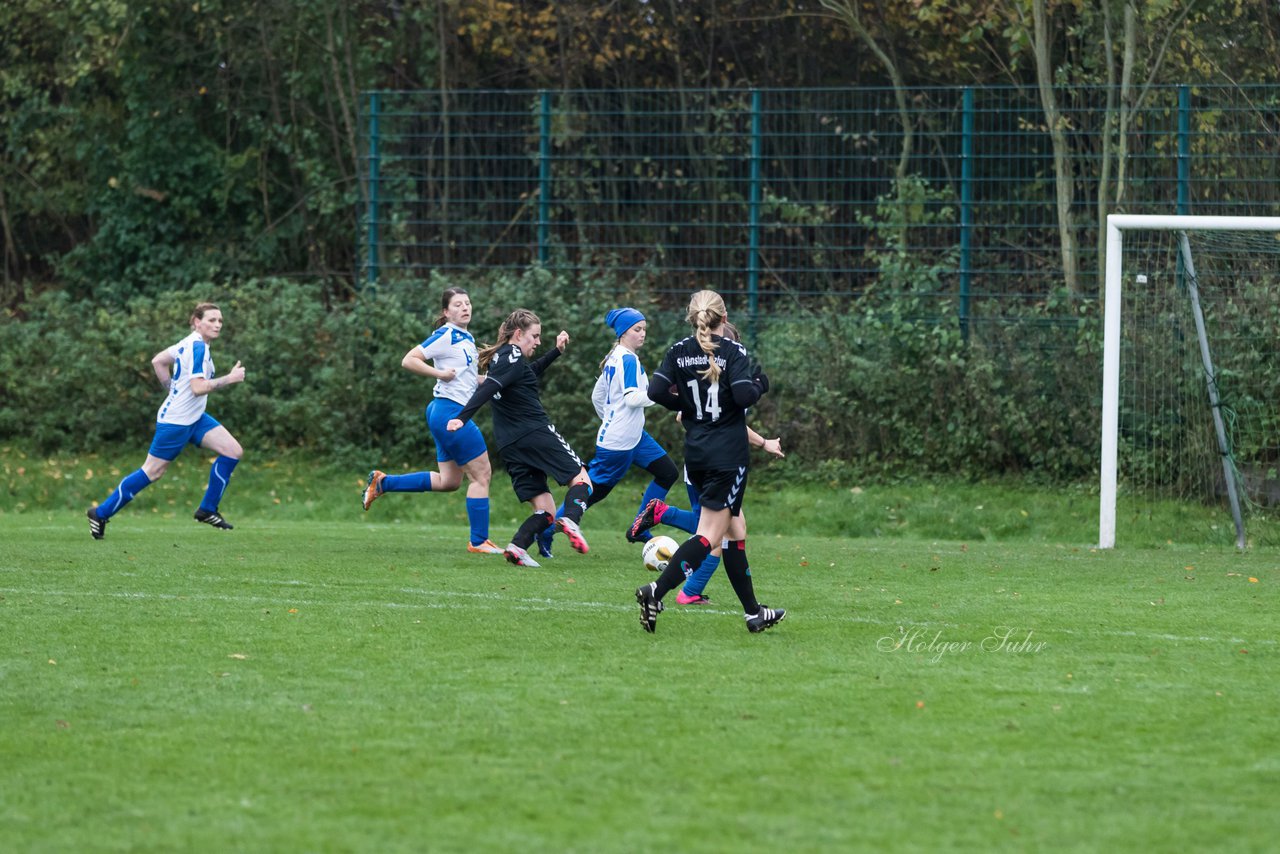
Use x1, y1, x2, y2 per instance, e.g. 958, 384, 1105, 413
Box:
1, 271, 1109, 483
0, 273, 687, 469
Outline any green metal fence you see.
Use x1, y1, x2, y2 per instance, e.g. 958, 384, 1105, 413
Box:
361, 85, 1280, 317
358, 86, 1280, 521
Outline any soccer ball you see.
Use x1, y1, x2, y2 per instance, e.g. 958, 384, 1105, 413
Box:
642, 535, 680, 572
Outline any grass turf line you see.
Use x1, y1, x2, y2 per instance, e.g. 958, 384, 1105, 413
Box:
1, 514, 1277, 852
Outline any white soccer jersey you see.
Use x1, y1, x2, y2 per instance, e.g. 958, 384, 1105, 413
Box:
595, 345, 651, 451
420, 323, 479, 406
156, 331, 213, 426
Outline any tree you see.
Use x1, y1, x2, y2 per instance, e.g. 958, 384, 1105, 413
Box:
819, 0, 911, 247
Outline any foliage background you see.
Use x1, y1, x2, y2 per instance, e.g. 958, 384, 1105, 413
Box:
3, 1, 1279, 483
0, 272, 1102, 484
5, 1, 1278, 306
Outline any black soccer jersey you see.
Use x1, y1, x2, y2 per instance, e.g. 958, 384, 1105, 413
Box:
458, 343, 561, 449
651, 334, 759, 469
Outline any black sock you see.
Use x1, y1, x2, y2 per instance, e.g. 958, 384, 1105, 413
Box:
722, 540, 759, 615
563, 482, 591, 523
513, 511, 553, 549
654, 535, 711, 599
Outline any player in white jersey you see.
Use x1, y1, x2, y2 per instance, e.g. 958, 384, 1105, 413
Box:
361, 287, 503, 555
537, 307, 678, 558
86, 302, 247, 539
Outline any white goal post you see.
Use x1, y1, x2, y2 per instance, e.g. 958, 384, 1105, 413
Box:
1100, 214, 1280, 548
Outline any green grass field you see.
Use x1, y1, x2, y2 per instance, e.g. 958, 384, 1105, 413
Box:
2, 449, 1277, 851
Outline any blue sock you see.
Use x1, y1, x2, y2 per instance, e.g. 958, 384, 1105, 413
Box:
466, 497, 489, 545
637, 481, 668, 516
538, 502, 566, 552
382, 472, 432, 492
95, 468, 153, 520
199, 456, 239, 513
661, 505, 698, 534
682, 554, 721, 597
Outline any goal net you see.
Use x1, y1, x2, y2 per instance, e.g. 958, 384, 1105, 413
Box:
1100, 215, 1280, 548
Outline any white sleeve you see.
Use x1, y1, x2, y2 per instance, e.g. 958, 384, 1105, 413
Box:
591, 374, 609, 419
622, 387, 652, 408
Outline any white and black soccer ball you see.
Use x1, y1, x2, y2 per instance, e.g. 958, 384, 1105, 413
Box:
642, 535, 680, 572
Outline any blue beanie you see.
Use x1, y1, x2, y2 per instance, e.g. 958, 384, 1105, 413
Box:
605, 307, 645, 338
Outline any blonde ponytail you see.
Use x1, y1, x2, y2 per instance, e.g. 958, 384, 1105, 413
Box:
685, 290, 727, 384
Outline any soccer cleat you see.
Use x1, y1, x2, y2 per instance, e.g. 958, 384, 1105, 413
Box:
556, 516, 589, 554
467, 539, 504, 555
636, 582, 664, 633
194, 508, 234, 530
627, 498, 668, 543
676, 590, 711, 606
504, 544, 541, 568
745, 606, 786, 633
362, 470, 386, 511
536, 527, 555, 559
87, 507, 108, 540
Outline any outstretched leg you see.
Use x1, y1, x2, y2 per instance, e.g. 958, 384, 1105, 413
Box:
194, 425, 242, 529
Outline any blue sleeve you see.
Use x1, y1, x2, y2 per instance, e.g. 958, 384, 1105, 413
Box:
420, 327, 448, 356
621, 353, 640, 391
190, 341, 207, 376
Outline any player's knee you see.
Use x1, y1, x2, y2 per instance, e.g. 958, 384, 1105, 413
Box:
649, 455, 679, 490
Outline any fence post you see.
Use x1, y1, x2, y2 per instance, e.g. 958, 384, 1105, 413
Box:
366, 91, 381, 286
538, 90, 552, 266
959, 87, 974, 343
747, 89, 763, 341
1178, 85, 1190, 215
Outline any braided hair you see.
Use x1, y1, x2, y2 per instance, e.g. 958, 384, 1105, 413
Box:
685, 290, 728, 384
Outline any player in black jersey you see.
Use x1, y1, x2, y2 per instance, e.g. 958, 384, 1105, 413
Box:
448, 308, 593, 567
634, 290, 785, 633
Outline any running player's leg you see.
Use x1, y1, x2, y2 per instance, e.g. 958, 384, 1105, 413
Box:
537, 426, 591, 554
502, 454, 553, 567
460, 452, 503, 553
87, 447, 173, 539
647, 505, 728, 599
680, 506, 736, 603
678, 548, 721, 604
366, 400, 470, 508
541, 447, 615, 557
194, 420, 242, 528
631, 437, 677, 541
507, 489, 555, 567
720, 502, 783, 631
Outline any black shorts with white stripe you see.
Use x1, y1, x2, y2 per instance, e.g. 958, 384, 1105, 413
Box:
500, 425, 585, 502
687, 466, 748, 515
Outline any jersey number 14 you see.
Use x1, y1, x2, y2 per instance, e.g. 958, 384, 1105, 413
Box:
687, 379, 722, 421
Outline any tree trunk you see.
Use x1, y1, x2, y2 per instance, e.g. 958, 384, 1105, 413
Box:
1031, 0, 1080, 294
1114, 3, 1137, 207
819, 0, 914, 247
1096, 0, 1118, 288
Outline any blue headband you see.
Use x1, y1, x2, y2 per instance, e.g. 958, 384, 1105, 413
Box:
605, 307, 645, 338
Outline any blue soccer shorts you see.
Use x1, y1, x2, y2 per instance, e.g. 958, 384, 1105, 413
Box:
587, 431, 668, 486
148, 413, 222, 461
427, 398, 488, 466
